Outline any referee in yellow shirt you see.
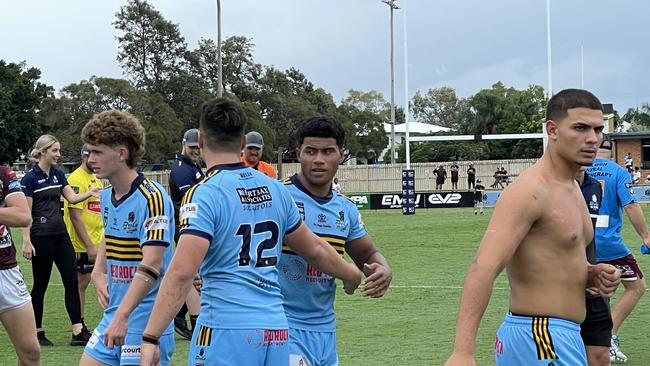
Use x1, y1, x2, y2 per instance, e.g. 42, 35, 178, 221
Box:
63, 144, 104, 339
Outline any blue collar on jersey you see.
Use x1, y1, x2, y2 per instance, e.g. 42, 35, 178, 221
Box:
111, 173, 145, 208
175, 152, 201, 169
580, 171, 600, 189
206, 162, 246, 175
32, 163, 55, 177
290, 174, 333, 205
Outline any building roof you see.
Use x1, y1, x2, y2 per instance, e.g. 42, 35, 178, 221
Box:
609, 132, 650, 140
383, 122, 452, 134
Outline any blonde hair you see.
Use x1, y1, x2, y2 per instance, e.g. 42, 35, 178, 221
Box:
30, 135, 59, 162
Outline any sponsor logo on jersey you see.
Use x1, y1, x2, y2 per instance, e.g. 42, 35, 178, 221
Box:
282, 258, 305, 281
236, 186, 272, 204
88, 201, 101, 213
144, 215, 169, 231
295, 201, 305, 221
180, 203, 198, 220
247, 329, 288, 348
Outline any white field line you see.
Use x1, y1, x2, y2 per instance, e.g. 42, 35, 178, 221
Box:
390, 285, 508, 290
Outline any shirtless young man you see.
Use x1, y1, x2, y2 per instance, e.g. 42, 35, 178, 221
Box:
444, 89, 621, 366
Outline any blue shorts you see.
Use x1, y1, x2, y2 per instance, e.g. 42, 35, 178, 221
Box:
188, 324, 289, 366
495, 313, 587, 366
83, 327, 174, 366
289, 328, 338, 366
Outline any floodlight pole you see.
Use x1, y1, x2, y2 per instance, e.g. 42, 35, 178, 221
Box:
543, 0, 552, 150
382, 0, 398, 164
402, 1, 411, 170
216, 0, 223, 97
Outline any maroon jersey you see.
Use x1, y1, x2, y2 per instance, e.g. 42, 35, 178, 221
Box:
0, 166, 23, 269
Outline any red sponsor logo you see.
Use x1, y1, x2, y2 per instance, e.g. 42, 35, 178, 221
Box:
305, 264, 333, 284
263, 329, 288, 343
494, 335, 504, 355
110, 264, 137, 279
88, 201, 101, 213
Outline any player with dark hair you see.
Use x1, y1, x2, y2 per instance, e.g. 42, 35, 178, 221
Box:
140, 98, 362, 366
445, 89, 620, 366
280, 116, 392, 365
79, 110, 176, 366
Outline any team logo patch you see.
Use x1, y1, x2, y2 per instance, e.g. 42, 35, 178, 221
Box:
589, 194, 599, 212
336, 210, 348, 231
120, 345, 141, 360
180, 203, 198, 220
144, 216, 169, 231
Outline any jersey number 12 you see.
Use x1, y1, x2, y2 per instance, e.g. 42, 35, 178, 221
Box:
236, 220, 279, 268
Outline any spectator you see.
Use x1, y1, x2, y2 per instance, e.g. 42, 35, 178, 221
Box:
434, 165, 446, 190
624, 152, 633, 172
473, 179, 485, 215
450, 162, 460, 191
500, 166, 510, 186
491, 168, 503, 189
62, 144, 104, 341
332, 177, 342, 194
467, 164, 476, 190
21, 135, 100, 346
632, 167, 641, 185
241, 131, 276, 178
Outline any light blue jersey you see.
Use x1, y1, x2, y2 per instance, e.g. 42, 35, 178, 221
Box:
85, 174, 174, 365
178, 163, 301, 330
586, 158, 636, 261
279, 175, 367, 332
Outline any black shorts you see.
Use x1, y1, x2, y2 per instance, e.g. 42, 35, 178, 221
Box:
436, 178, 444, 185
580, 296, 612, 347
451, 177, 459, 183
76, 253, 94, 274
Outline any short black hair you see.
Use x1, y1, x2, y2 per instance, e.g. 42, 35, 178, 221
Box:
297, 116, 346, 148
546, 88, 603, 122
199, 97, 247, 151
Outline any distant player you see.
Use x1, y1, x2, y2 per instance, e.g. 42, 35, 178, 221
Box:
445, 89, 620, 366
0, 165, 40, 365
79, 110, 175, 366
280, 116, 392, 366
473, 179, 485, 215
140, 98, 362, 366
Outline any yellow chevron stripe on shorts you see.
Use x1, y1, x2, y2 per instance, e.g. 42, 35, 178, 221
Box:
532, 316, 558, 360
195, 325, 213, 346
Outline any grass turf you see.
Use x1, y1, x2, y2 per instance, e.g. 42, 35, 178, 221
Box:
1, 207, 649, 365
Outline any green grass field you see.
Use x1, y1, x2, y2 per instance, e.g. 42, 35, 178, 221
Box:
2, 208, 649, 365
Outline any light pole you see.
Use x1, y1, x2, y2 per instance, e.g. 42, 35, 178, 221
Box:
382, 0, 398, 164
216, 0, 223, 97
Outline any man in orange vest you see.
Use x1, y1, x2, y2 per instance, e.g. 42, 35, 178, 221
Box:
241, 131, 276, 178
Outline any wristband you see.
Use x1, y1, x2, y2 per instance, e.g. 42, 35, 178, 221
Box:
142, 333, 160, 345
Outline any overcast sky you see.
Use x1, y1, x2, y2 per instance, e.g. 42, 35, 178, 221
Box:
1, 0, 648, 115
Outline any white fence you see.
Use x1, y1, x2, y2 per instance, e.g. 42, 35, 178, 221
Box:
144, 159, 538, 194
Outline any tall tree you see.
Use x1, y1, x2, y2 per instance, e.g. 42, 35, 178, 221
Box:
411, 86, 469, 129
0, 61, 51, 164
113, 0, 187, 94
